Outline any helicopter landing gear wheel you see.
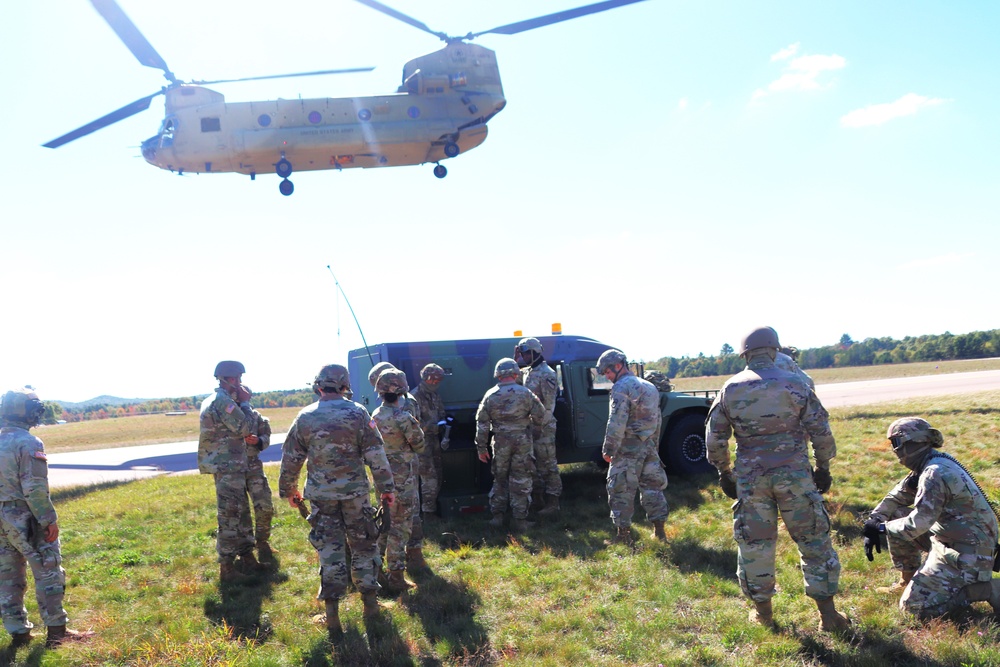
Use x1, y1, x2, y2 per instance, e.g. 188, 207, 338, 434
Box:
443, 141, 460, 158
279, 178, 294, 196
276, 158, 293, 179
433, 164, 447, 179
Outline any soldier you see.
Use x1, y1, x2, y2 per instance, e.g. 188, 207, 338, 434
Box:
279, 364, 395, 639
515, 338, 562, 517
244, 409, 275, 564
597, 349, 670, 546
775, 341, 815, 390
0, 388, 92, 649
706, 326, 849, 632
863, 417, 1000, 618
411, 364, 447, 518
198, 361, 262, 582
476, 358, 547, 533
372, 369, 425, 594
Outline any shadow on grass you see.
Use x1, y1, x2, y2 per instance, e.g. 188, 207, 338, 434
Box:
791, 625, 947, 667
300, 611, 417, 667
0, 640, 44, 667
203, 558, 288, 643
401, 568, 495, 666
660, 536, 737, 578
51, 479, 134, 503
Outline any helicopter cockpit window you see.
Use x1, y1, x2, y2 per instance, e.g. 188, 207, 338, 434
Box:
200, 117, 221, 133
159, 116, 176, 148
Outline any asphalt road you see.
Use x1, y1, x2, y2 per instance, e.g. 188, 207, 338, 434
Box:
46, 370, 1000, 489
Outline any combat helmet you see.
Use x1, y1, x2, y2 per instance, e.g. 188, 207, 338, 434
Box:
886, 417, 943, 470
596, 349, 627, 374
1, 388, 46, 428
644, 370, 673, 393
368, 362, 397, 388
420, 363, 445, 382
214, 360, 246, 378
740, 326, 780, 358
494, 358, 521, 380
376, 369, 409, 395
314, 364, 351, 395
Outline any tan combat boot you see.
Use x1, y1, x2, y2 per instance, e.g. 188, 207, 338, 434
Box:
325, 599, 342, 640
237, 551, 265, 574
607, 526, 634, 547
538, 495, 560, 517
220, 559, 248, 583
10, 631, 33, 649
406, 547, 429, 571
386, 570, 414, 594
815, 597, 850, 632
488, 513, 504, 528
749, 600, 774, 628
652, 520, 667, 542
510, 517, 535, 533
875, 570, 915, 595
45, 626, 94, 648
361, 591, 380, 619
256, 540, 275, 566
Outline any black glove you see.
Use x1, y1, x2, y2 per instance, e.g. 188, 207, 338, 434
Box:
813, 467, 832, 493
863, 518, 886, 561
719, 470, 738, 499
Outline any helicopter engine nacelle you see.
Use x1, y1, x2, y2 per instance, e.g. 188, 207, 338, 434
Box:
400, 43, 504, 99
165, 85, 226, 112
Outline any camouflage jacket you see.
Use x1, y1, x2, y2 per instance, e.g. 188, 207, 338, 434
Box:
411, 383, 445, 436
602, 372, 662, 459
877, 453, 999, 555
774, 352, 815, 390
247, 410, 271, 460
198, 387, 255, 474
372, 402, 426, 470
0, 425, 57, 527
475, 381, 546, 454
706, 356, 835, 474
279, 397, 395, 501
522, 361, 558, 430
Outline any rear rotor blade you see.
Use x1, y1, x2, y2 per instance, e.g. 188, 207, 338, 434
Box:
192, 66, 375, 86
471, 0, 647, 38
43, 92, 160, 148
91, 0, 176, 82
354, 0, 449, 41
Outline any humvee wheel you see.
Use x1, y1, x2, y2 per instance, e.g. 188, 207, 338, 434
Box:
279, 178, 294, 196
433, 165, 447, 179
663, 413, 712, 476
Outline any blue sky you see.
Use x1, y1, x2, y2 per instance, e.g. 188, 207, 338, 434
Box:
2, 1, 998, 402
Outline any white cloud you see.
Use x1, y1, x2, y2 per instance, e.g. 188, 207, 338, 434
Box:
678, 97, 689, 111
771, 43, 800, 61
753, 48, 846, 101
840, 93, 950, 128
896, 252, 974, 270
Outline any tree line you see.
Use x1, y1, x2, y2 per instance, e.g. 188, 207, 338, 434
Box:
647, 329, 1000, 379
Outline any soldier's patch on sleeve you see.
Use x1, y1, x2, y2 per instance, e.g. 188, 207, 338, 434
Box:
33, 450, 48, 461
226, 404, 236, 414
369, 419, 378, 429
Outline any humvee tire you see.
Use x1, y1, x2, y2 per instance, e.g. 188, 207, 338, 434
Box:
663, 413, 712, 476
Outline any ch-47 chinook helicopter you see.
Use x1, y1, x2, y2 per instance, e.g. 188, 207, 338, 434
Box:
44, 0, 647, 196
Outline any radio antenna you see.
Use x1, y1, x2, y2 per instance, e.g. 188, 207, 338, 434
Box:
326, 266, 374, 365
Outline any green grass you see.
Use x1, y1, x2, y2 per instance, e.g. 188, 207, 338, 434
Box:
5, 391, 1000, 665
670, 356, 1000, 393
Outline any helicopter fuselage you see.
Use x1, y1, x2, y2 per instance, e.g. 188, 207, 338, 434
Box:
141, 42, 506, 177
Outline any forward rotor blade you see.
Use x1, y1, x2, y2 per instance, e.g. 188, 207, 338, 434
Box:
91, 0, 176, 81
471, 0, 647, 38
354, 0, 448, 41
43, 92, 160, 148
192, 67, 375, 86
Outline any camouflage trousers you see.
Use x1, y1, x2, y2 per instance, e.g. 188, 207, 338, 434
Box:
733, 465, 840, 602
531, 424, 562, 497
882, 507, 996, 618
0, 500, 68, 634
213, 472, 254, 562
406, 458, 423, 550
378, 454, 418, 572
418, 433, 443, 514
606, 443, 668, 528
245, 455, 274, 544
489, 434, 533, 520
309, 496, 382, 600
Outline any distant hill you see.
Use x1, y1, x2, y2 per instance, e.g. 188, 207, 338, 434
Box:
55, 395, 154, 410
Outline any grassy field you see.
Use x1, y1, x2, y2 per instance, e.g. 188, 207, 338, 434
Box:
4, 390, 1000, 665
669, 357, 1000, 393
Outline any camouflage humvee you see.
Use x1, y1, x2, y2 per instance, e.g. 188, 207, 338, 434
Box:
348, 334, 715, 516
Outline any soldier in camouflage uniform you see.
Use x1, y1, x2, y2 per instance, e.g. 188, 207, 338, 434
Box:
279, 364, 395, 638
372, 369, 425, 594
0, 388, 92, 649
863, 417, 1000, 618
244, 409, 275, 564
598, 350, 670, 546
707, 326, 849, 631
412, 364, 447, 517
476, 358, 547, 533
516, 338, 562, 517
198, 361, 262, 582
